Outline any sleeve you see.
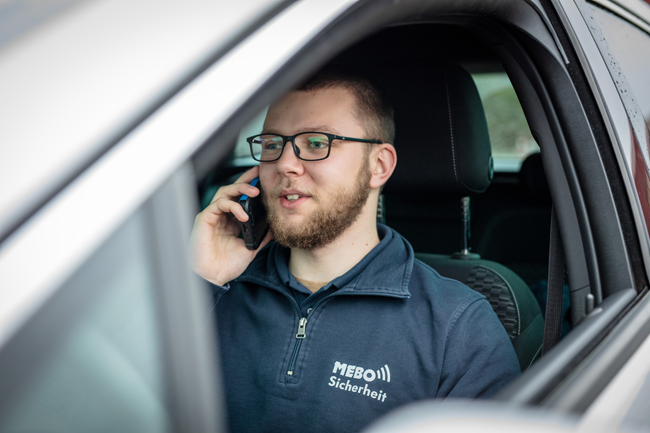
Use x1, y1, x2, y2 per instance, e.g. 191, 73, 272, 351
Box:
436, 297, 521, 399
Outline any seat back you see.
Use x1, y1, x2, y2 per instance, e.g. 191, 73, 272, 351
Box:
475, 153, 552, 286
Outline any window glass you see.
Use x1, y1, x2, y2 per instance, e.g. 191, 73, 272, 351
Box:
472, 72, 539, 172
0, 210, 170, 433
589, 2, 650, 130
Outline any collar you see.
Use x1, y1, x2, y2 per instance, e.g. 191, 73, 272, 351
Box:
235, 224, 413, 299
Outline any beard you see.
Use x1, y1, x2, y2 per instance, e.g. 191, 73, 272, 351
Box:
263, 162, 372, 251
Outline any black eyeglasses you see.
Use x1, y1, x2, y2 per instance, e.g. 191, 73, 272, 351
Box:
246, 132, 381, 162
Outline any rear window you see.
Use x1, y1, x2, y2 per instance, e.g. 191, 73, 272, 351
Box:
472, 72, 539, 172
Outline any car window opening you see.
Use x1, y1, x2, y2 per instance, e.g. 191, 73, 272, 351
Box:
189, 10, 638, 431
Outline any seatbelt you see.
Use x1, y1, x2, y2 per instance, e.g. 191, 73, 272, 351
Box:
542, 207, 565, 355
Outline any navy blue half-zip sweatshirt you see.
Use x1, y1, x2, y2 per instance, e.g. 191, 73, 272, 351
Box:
213, 225, 520, 433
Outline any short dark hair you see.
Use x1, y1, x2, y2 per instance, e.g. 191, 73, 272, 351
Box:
297, 71, 395, 145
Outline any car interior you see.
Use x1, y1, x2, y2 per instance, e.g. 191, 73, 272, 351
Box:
191, 0, 646, 411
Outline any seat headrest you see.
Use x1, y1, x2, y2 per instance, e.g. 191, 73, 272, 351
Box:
519, 152, 551, 203
377, 61, 493, 198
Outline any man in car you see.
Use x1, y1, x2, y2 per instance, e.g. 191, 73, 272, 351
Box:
191, 72, 520, 433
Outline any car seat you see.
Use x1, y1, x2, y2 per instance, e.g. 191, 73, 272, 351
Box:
475, 152, 552, 286
376, 61, 544, 370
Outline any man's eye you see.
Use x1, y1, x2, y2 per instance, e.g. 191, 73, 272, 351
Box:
308, 139, 328, 149
262, 140, 282, 150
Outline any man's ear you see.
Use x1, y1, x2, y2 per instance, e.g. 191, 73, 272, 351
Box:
369, 143, 397, 189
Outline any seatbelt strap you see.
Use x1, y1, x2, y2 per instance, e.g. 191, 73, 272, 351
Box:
542, 207, 565, 355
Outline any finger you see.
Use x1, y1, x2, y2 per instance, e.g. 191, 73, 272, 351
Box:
202, 197, 249, 222
219, 198, 249, 222
209, 181, 260, 205
232, 166, 262, 197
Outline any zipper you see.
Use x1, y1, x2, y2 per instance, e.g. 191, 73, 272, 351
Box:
285, 301, 337, 377
286, 317, 307, 376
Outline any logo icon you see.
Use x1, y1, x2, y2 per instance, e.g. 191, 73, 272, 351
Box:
377, 365, 391, 383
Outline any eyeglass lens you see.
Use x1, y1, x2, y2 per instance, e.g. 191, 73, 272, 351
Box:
250, 133, 330, 161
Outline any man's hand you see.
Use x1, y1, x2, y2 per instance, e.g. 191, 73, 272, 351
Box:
190, 166, 273, 286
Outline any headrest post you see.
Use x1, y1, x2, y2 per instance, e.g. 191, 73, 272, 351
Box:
452, 196, 480, 260
461, 196, 470, 255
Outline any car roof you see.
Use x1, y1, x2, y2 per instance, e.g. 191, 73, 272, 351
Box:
0, 0, 284, 240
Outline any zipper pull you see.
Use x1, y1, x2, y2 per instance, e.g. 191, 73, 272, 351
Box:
296, 317, 307, 339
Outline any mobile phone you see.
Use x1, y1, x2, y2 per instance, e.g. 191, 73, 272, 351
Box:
238, 177, 269, 250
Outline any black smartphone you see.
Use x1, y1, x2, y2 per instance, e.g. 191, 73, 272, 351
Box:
238, 177, 269, 250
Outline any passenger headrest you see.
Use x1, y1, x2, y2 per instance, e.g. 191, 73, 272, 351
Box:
519, 152, 551, 203
377, 61, 493, 198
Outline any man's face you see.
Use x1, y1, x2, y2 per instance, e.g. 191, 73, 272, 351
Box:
259, 87, 373, 250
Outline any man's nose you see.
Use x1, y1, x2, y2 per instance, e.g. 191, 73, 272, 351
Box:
275, 140, 304, 175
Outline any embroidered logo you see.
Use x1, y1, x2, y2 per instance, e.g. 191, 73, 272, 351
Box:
328, 361, 390, 402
